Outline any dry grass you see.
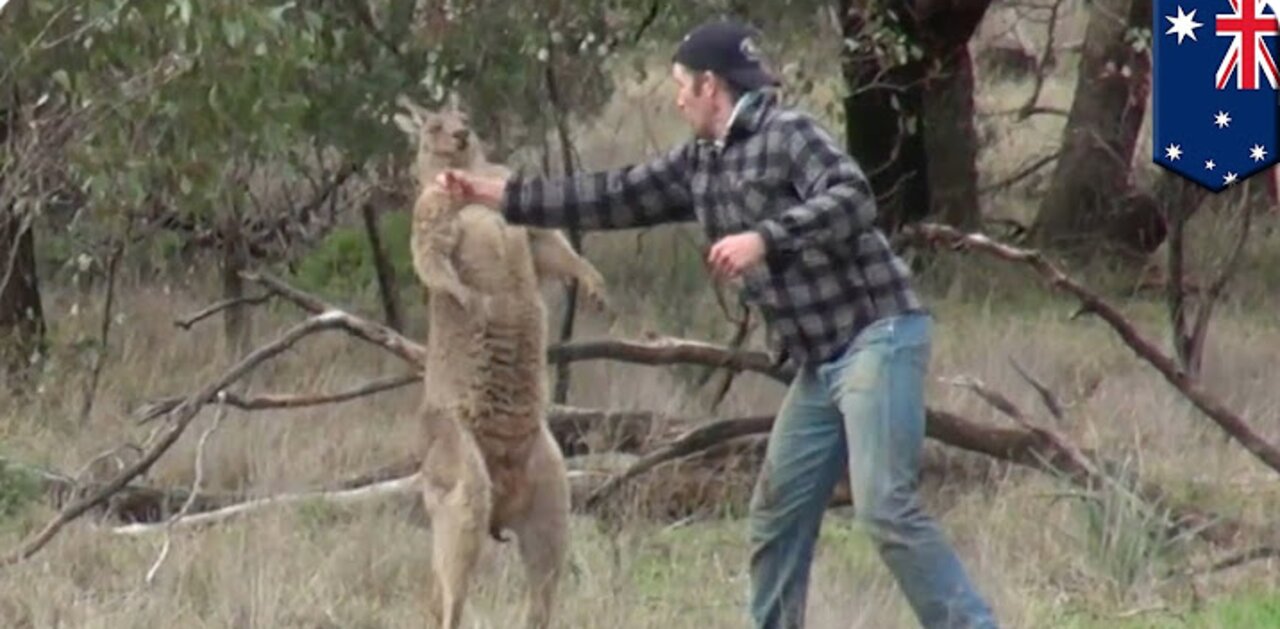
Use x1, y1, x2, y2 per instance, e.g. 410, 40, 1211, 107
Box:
4, 10, 1280, 627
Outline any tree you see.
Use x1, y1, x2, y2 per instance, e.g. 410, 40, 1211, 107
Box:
1032, 0, 1153, 255
912, 0, 992, 230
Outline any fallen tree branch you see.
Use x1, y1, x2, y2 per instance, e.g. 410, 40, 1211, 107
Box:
174, 293, 273, 330
0, 311, 361, 568
135, 373, 421, 423
902, 223, 1280, 478
575, 404, 1246, 547
583, 415, 775, 510
104, 272, 1252, 550
545, 336, 789, 383
1192, 545, 1280, 575
145, 395, 227, 584
113, 474, 420, 535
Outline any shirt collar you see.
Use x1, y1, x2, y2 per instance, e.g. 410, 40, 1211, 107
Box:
708, 89, 777, 149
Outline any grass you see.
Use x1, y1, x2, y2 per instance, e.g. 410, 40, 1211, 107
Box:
4, 9, 1280, 628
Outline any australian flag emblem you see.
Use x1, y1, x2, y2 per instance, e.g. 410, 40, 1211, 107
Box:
1153, 0, 1280, 191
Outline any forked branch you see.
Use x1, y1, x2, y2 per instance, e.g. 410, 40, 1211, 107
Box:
901, 223, 1280, 477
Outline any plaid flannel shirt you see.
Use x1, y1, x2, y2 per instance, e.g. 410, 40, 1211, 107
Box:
501, 91, 924, 369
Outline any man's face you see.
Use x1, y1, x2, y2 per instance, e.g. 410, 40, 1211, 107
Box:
672, 63, 718, 139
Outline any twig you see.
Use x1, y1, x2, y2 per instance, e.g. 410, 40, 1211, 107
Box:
174, 293, 273, 330
145, 393, 227, 584
941, 376, 1034, 428
902, 222, 1280, 478
134, 373, 420, 423
1017, 0, 1066, 120
113, 474, 420, 535
79, 242, 124, 424
241, 271, 425, 367
978, 151, 1060, 195
1191, 545, 1280, 575
1185, 203, 1254, 376
1008, 357, 1065, 420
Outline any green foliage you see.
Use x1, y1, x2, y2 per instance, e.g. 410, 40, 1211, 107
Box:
1054, 588, 1280, 628
289, 210, 414, 302
0, 460, 41, 523
1073, 481, 1190, 595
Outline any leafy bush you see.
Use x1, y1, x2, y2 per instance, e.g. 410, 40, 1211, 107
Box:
0, 460, 41, 523
290, 210, 416, 303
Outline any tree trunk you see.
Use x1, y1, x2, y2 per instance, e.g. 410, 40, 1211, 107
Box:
544, 35, 581, 405
914, 0, 992, 230
220, 213, 251, 359
1032, 0, 1152, 253
838, 0, 931, 233
361, 202, 403, 332
0, 209, 45, 378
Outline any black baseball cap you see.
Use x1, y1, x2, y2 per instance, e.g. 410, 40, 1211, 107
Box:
672, 19, 780, 91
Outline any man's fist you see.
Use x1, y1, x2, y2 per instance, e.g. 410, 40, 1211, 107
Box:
707, 232, 766, 280
435, 170, 507, 209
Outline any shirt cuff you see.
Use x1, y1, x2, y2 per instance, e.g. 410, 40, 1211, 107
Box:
754, 219, 790, 255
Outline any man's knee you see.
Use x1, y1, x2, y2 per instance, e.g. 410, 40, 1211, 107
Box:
854, 488, 929, 544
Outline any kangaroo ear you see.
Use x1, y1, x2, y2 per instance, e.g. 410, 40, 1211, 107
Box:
445, 91, 461, 112
392, 112, 418, 136
396, 94, 431, 123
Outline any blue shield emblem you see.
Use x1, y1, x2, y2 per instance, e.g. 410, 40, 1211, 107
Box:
1153, 0, 1280, 191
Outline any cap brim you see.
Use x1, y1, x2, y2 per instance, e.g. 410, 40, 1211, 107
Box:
725, 66, 780, 90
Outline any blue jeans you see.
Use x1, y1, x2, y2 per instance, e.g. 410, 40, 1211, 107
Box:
748, 312, 997, 629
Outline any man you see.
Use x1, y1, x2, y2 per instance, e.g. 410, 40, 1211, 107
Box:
434, 18, 998, 629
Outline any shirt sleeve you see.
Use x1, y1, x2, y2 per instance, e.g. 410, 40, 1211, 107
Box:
752, 114, 878, 256
501, 142, 697, 230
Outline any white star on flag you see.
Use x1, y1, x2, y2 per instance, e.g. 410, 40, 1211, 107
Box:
1215, 111, 1232, 128
1251, 144, 1268, 161
1206, 159, 1217, 170
1224, 171, 1239, 184
1166, 144, 1183, 160
1165, 6, 1204, 44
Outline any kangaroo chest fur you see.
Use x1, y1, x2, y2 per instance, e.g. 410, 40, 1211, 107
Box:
421, 207, 550, 498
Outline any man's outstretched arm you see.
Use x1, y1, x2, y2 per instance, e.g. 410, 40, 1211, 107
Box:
441, 143, 697, 230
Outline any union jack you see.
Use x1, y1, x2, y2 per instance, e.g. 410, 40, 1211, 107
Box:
1215, 0, 1280, 90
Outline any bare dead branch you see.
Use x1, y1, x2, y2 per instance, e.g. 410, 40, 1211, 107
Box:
942, 375, 1034, 427
113, 474, 420, 535
1186, 203, 1254, 375
978, 151, 1060, 195
902, 222, 1280, 478
583, 415, 775, 510
1008, 357, 1065, 420
242, 271, 424, 366
0, 312, 356, 568
174, 293, 273, 330
1017, 0, 1067, 120
78, 241, 124, 424
563, 403, 1246, 547
135, 373, 421, 423
145, 396, 228, 584
1192, 545, 1280, 575
546, 336, 789, 383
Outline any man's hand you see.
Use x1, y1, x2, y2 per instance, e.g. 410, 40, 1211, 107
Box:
707, 232, 766, 281
435, 170, 508, 209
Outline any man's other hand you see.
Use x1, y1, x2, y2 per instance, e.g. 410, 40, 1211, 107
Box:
707, 232, 765, 280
